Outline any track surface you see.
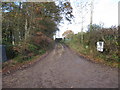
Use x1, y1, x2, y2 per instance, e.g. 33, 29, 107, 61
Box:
3, 43, 118, 88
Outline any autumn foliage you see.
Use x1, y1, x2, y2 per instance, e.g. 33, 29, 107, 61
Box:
33, 32, 53, 49
62, 30, 74, 38
2, 2, 61, 61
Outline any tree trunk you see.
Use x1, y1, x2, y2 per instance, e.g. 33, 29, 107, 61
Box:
25, 19, 28, 41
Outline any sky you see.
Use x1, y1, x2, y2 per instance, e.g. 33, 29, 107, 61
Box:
55, 0, 119, 38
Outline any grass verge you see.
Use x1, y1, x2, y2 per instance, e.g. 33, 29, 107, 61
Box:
65, 42, 118, 68
2, 51, 48, 75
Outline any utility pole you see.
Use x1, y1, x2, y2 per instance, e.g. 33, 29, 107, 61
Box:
80, 3, 84, 44
90, 0, 94, 32
89, 0, 94, 49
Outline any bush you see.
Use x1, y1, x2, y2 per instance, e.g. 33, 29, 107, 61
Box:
5, 45, 19, 59
38, 49, 46, 55
32, 32, 53, 50
65, 26, 118, 63
28, 44, 38, 54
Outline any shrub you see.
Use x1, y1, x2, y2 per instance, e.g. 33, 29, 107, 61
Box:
38, 49, 46, 55
28, 44, 38, 53
5, 45, 19, 59
65, 26, 118, 63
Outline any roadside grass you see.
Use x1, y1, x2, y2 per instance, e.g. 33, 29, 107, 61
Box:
2, 40, 55, 74
65, 41, 118, 68
2, 49, 46, 70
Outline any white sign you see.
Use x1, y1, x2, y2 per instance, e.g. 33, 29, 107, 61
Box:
97, 41, 104, 52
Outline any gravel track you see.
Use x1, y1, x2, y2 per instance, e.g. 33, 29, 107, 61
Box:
2, 43, 118, 88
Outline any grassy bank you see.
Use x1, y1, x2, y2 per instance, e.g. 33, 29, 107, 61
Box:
64, 27, 119, 68
2, 34, 55, 72
2, 49, 49, 75
66, 42, 118, 68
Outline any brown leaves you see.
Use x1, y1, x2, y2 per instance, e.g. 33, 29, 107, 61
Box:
62, 30, 74, 38
33, 32, 52, 47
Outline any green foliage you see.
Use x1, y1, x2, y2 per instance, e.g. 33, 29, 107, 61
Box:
38, 49, 46, 55
13, 54, 34, 63
28, 44, 38, 54
2, 2, 64, 62
5, 45, 18, 59
65, 26, 118, 63
2, 1, 74, 65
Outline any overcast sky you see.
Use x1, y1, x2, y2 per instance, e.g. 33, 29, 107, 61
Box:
55, 0, 119, 38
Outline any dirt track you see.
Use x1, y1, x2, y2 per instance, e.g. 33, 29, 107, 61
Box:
2, 43, 118, 88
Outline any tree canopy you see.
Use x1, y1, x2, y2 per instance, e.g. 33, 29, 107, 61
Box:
2, 1, 74, 60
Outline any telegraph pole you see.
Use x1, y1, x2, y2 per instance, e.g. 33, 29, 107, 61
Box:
89, 0, 94, 50
81, 3, 84, 44
90, 0, 94, 32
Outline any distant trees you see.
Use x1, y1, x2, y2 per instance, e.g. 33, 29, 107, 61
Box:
62, 30, 74, 39
87, 24, 102, 32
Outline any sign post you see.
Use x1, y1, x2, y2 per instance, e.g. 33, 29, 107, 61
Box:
97, 41, 104, 52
